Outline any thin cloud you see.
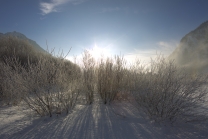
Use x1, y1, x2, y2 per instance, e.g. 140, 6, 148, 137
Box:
40, 0, 87, 15
157, 41, 178, 55
124, 41, 178, 65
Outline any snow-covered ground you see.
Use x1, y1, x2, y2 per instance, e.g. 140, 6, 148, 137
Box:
1, 98, 208, 139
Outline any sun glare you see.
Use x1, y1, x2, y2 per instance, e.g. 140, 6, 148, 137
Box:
89, 44, 111, 59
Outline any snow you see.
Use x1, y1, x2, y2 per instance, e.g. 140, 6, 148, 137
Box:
1, 99, 208, 139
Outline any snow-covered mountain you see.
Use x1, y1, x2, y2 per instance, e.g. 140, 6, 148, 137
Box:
169, 21, 208, 73
0, 31, 45, 53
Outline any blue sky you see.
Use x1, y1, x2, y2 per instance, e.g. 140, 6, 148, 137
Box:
0, 0, 208, 62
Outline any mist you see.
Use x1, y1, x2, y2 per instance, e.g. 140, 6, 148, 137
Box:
169, 21, 208, 74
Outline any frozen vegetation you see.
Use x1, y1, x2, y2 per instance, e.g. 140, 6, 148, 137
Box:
0, 37, 208, 138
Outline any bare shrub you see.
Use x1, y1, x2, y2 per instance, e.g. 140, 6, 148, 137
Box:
3, 50, 81, 117
97, 55, 127, 104
0, 35, 82, 116
82, 50, 95, 104
0, 59, 25, 105
131, 56, 208, 123
31, 57, 63, 116
55, 59, 82, 114
114, 91, 132, 101
25, 56, 81, 117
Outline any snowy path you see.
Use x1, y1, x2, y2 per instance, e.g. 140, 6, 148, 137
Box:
0, 96, 208, 139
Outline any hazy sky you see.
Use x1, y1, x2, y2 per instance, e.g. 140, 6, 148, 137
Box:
0, 0, 208, 62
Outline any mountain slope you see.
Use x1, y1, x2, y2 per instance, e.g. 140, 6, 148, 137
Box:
0, 31, 45, 53
169, 21, 208, 73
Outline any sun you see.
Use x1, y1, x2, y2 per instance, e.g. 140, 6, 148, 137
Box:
89, 44, 110, 59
